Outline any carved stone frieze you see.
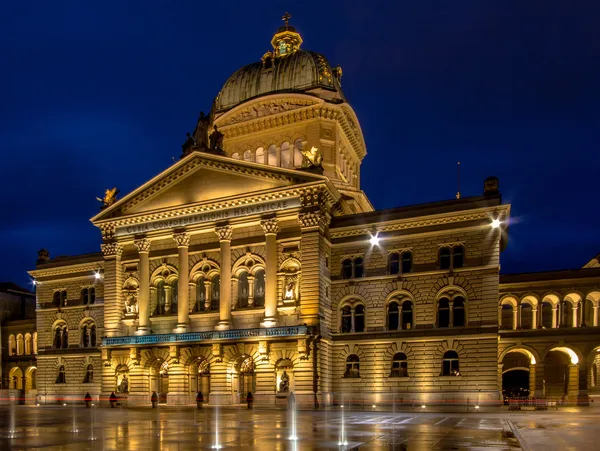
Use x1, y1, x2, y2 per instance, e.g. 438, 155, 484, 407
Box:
215, 225, 233, 241
99, 223, 117, 240
173, 232, 191, 247
260, 218, 279, 235
219, 98, 315, 126
101, 242, 123, 258
134, 238, 151, 253
298, 210, 331, 230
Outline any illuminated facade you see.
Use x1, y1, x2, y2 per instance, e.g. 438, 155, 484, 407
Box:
27, 17, 599, 407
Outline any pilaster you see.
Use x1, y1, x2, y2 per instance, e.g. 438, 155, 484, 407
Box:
215, 225, 233, 330
101, 242, 123, 337
260, 218, 279, 327
134, 238, 151, 335
173, 232, 191, 333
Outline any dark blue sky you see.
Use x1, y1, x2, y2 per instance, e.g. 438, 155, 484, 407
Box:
1, 1, 599, 288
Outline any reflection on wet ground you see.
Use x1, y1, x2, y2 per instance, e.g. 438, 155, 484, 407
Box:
0, 405, 520, 450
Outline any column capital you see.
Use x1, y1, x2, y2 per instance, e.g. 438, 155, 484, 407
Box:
173, 232, 191, 247
260, 218, 279, 235
215, 225, 233, 241
101, 242, 123, 258
99, 223, 117, 241
298, 210, 330, 230
134, 238, 151, 253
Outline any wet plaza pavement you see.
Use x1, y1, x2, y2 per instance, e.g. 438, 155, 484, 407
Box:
0, 405, 523, 450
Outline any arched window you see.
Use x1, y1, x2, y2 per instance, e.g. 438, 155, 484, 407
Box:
170, 280, 178, 314
53, 291, 61, 307
388, 253, 400, 275
354, 257, 364, 278
354, 305, 365, 332
195, 278, 206, 312
390, 353, 408, 377
53, 290, 67, 307
56, 365, 66, 384
24, 333, 32, 355
81, 287, 95, 305
267, 144, 277, 166
243, 150, 252, 161
16, 334, 24, 355
280, 141, 291, 168
33, 332, 38, 354
438, 298, 450, 328
344, 355, 360, 378
232, 152, 240, 159
155, 281, 166, 316
402, 251, 413, 274
541, 302, 553, 328
53, 324, 68, 349
81, 320, 97, 348
563, 301, 573, 327
341, 306, 352, 333
81, 287, 89, 305
293, 139, 303, 167
442, 350, 460, 376
387, 302, 399, 330
253, 270, 265, 307
83, 364, 94, 383
255, 147, 265, 164
584, 299, 594, 327
521, 304, 533, 329
211, 275, 220, 311
439, 247, 451, 270
8, 334, 15, 356
453, 297, 465, 327
341, 259, 353, 279
453, 245, 464, 268
238, 272, 249, 308
501, 304, 514, 329
401, 300, 413, 329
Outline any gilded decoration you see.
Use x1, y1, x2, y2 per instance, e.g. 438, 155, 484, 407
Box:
300, 146, 324, 169
96, 187, 120, 209
101, 242, 123, 258
215, 225, 233, 241
173, 232, 191, 247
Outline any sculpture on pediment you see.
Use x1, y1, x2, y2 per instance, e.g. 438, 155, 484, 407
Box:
193, 111, 210, 149
96, 187, 120, 209
181, 132, 196, 155
300, 146, 323, 169
209, 125, 225, 153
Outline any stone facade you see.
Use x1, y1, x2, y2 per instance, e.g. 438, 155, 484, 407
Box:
25, 18, 600, 408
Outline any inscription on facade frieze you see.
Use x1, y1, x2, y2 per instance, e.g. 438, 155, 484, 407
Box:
117, 198, 301, 236
102, 325, 307, 347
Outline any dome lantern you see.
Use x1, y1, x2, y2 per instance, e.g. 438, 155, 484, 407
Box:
270, 12, 303, 58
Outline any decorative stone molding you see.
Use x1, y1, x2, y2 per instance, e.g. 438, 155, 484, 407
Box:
218, 98, 316, 126
169, 345, 179, 365
260, 218, 279, 235
134, 238, 151, 253
212, 343, 223, 362
101, 348, 112, 367
101, 242, 123, 258
258, 340, 269, 362
99, 223, 117, 240
298, 210, 330, 230
215, 225, 233, 241
297, 338, 309, 360
129, 348, 140, 366
173, 232, 191, 247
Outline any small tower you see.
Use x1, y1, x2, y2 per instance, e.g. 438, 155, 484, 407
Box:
483, 176, 500, 197
270, 12, 303, 57
36, 249, 50, 265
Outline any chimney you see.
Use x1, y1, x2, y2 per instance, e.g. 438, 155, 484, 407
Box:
37, 249, 50, 265
483, 176, 500, 197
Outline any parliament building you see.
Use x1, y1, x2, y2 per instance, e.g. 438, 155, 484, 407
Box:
21, 17, 600, 408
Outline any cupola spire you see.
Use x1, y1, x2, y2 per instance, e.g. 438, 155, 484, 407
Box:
270, 12, 303, 57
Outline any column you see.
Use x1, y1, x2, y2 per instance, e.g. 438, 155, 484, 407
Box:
581, 300, 586, 327
204, 280, 212, 311
552, 306, 558, 328
512, 307, 518, 330
189, 282, 197, 313
594, 305, 599, 327
529, 364, 536, 397
248, 276, 255, 307
173, 232, 191, 333
532, 308, 538, 329
134, 238, 151, 335
101, 242, 123, 337
573, 304, 579, 328
215, 225, 233, 330
567, 364, 580, 404
260, 218, 279, 327
449, 300, 454, 327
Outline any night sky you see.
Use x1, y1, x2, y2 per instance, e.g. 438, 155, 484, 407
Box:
1, 1, 599, 289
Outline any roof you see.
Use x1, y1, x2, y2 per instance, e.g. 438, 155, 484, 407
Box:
37, 252, 102, 269
0, 282, 34, 296
500, 267, 600, 285
214, 49, 345, 113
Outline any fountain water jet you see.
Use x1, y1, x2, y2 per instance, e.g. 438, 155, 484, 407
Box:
212, 405, 222, 449
8, 401, 16, 439
89, 404, 97, 441
288, 392, 298, 441
72, 402, 79, 433
338, 398, 348, 447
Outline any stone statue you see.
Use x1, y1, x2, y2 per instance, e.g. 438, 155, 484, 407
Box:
96, 187, 120, 208
193, 111, 210, 149
301, 146, 323, 168
209, 125, 225, 151
181, 132, 196, 155
117, 374, 129, 393
125, 294, 138, 314
284, 281, 295, 300
279, 370, 289, 392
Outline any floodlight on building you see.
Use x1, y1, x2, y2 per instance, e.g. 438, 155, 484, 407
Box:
475, 405, 480, 409
491, 218, 501, 229
369, 234, 380, 246
94, 271, 102, 280
421, 404, 426, 409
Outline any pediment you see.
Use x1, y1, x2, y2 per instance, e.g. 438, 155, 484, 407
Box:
91, 152, 328, 223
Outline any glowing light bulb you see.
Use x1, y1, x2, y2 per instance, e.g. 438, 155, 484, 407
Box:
94, 272, 102, 280
421, 405, 426, 409
369, 234, 380, 246
491, 218, 501, 229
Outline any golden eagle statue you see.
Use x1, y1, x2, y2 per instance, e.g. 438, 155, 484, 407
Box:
300, 146, 323, 168
96, 187, 120, 209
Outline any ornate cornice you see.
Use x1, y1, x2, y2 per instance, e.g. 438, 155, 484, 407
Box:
29, 262, 104, 279
215, 225, 233, 241
298, 209, 331, 230
173, 232, 191, 247
217, 97, 317, 127
99, 223, 116, 240
330, 206, 510, 239
101, 242, 123, 258
260, 218, 279, 235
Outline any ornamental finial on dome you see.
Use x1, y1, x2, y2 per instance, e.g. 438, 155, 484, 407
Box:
271, 12, 303, 57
